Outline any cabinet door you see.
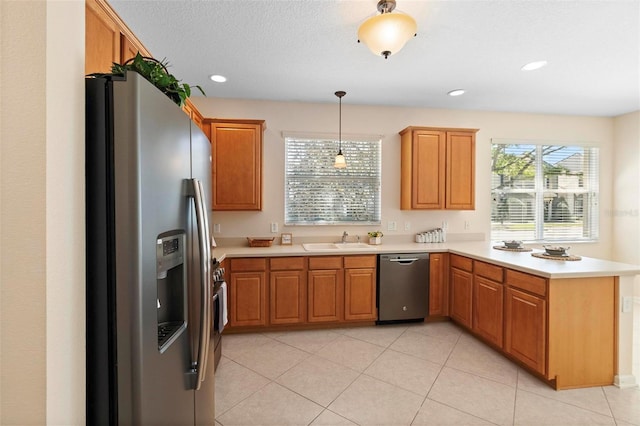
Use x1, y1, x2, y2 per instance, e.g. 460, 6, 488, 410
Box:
504, 287, 546, 374
308, 269, 342, 323
473, 276, 504, 347
270, 270, 306, 325
229, 271, 266, 327
85, 1, 120, 74
120, 33, 141, 64
344, 268, 376, 321
210, 121, 264, 210
411, 131, 446, 209
450, 268, 473, 328
446, 131, 475, 210
429, 253, 448, 316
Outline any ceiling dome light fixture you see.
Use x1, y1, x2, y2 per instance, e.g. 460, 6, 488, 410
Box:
209, 74, 227, 83
334, 91, 347, 169
448, 89, 466, 97
357, 0, 417, 59
521, 60, 548, 71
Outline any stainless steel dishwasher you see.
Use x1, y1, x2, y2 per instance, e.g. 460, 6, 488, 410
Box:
377, 253, 429, 323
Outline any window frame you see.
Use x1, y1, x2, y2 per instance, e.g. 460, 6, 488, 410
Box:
283, 132, 382, 226
490, 139, 599, 243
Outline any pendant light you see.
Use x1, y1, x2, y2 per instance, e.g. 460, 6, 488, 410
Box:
357, 0, 417, 59
334, 90, 347, 169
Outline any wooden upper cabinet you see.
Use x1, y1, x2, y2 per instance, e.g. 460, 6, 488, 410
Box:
446, 131, 476, 210
401, 129, 445, 209
85, 0, 120, 75
399, 126, 478, 210
120, 33, 143, 64
207, 119, 265, 211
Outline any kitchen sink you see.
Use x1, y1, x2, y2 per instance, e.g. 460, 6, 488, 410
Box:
302, 242, 372, 251
302, 243, 341, 251
334, 242, 371, 249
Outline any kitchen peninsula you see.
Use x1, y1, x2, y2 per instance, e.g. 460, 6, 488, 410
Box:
213, 240, 639, 391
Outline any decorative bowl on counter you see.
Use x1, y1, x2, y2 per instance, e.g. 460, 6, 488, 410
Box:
543, 245, 570, 256
503, 240, 523, 249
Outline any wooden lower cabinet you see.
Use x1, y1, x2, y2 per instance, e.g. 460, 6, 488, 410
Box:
449, 255, 473, 328
269, 257, 306, 325
547, 277, 615, 389
472, 261, 504, 348
428, 253, 448, 317
504, 287, 546, 375
228, 258, 267, 327
227, 255, 377, 329
473, 276, 504, 347
229, 270, 267, 327
308, 269, 342, 323
344, 256, 377, 321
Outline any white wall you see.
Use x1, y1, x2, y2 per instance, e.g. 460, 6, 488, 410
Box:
0, 0, 85, 424
193, 97, 615, 258
612, 111, 640, 383
612, 111, 640, 265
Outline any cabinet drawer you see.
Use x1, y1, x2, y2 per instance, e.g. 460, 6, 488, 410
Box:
230, 257, 267, 272
474, 261, 503, 282
506, 269, 546, 297
308, 256, 342, 270
344, 255, 376, 269
270, 257, 306, 271
450, 254, 473, 272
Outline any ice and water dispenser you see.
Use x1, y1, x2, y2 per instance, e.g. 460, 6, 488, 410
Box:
156, 231, 187, 353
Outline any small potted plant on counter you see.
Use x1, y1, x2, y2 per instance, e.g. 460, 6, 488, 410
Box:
367, 231, 383, 245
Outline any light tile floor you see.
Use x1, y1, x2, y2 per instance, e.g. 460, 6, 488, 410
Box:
215, 321, 640, 426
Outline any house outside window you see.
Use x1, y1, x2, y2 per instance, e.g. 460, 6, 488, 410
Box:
490, 140, 599, 242
284, 133, 381, 225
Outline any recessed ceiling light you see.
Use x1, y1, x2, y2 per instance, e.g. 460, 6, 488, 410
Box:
209, 74, 227, 83
521, 60, 548, 71
448, 89, 465, 97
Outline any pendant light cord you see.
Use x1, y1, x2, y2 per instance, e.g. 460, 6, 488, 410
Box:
335, 91, 346, 153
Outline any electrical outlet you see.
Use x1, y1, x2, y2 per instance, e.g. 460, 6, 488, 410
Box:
442, 220, 448, 230
387, 221, 397, 231
213, 223, 221, 233
404, 221, 411, 231
464, 220, 470, 230
622, 296, 633, 313
270, 222, 278, 233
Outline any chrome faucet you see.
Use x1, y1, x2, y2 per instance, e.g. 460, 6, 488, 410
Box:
342, 231, 348, 243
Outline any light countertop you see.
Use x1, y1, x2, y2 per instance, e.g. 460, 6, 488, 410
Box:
212, 241, 640, 279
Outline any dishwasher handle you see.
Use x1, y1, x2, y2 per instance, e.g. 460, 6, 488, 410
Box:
388, 257, 420, 264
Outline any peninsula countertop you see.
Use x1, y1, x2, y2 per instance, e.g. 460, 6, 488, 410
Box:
212, 241, 640, 279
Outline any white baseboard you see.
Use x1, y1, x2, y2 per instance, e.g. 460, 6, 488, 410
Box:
614, 374, 639, 389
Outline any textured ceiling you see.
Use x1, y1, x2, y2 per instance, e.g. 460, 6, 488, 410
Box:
109, 0, 640, 117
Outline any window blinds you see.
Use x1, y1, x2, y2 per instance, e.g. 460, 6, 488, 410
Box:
285, 136, 381, 225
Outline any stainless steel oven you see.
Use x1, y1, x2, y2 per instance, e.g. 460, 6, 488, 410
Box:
211, 262, 226, 371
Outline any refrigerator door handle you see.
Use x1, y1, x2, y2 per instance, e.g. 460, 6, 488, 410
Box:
189, 178, 212, 390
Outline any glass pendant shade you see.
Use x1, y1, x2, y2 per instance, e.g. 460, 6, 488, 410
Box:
334, 150, 347, 168
358, 8, 416, 58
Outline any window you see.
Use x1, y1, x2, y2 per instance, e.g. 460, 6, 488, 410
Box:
284, 133, 381, 225
490, 140, 599, 242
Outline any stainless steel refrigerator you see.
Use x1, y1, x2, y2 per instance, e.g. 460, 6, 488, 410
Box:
86, 72, 215, 425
